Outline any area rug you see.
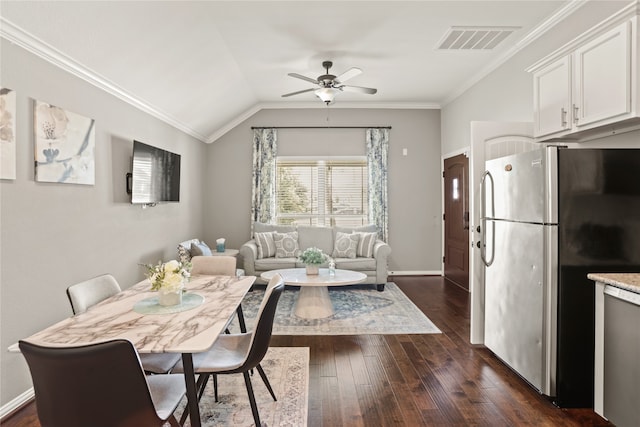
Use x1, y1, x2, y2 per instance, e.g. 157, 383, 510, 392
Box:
179, 347, 309, 427
236, 282, 441, 335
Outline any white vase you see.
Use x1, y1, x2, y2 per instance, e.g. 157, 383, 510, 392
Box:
305, 264, 319, 275
158, 289, 183, 306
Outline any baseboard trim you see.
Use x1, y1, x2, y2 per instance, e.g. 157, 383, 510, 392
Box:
0, 388, 34, 421
388, 270, 442, 276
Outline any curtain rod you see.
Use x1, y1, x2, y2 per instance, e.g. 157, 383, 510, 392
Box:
251, 126, 391, 130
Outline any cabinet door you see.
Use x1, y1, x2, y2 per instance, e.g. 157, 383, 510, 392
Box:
574, 21, 631, 127
533, 56, 571, 137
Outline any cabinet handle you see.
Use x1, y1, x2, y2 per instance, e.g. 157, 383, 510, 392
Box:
573, 104, 579, 123
561, 108, 568, 127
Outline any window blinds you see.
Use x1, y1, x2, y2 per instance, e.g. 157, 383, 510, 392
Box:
276, 158, 368, 227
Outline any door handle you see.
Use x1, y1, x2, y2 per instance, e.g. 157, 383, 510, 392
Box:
480, 171, 495, 267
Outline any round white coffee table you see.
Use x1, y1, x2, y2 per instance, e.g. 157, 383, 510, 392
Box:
260, 268, 367, 319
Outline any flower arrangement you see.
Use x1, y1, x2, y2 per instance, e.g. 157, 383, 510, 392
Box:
298, 247, 329, 265
142, 259, 191, 292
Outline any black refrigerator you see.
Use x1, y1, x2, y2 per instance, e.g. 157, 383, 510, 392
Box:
555, 147, 640, 407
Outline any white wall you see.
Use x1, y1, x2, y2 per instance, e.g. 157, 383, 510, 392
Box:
5, 0, 637, 412
202, 108, 442, 273
0, 40, 207, 407
441, 0, 640, 344
441, 0, 635, 154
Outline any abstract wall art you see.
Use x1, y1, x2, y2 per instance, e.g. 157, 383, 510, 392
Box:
0, 88, 17, 180
34, 100, 95, 185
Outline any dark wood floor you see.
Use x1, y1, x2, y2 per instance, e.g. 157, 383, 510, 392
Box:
2, 275, 611, 426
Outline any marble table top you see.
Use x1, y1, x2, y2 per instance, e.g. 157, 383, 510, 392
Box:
587, 273, 640, 295
23, 274, 255, 354
261, 268, 366, 287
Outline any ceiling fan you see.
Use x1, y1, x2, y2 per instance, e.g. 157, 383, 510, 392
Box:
282, 60, 377, 104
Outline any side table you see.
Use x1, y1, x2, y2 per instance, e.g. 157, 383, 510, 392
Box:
209, 248, 239, 257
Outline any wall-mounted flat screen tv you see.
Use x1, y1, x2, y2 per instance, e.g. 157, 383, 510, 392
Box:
131, 140, 181, 204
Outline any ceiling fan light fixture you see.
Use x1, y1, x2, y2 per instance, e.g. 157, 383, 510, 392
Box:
284, 61, 375, 103
314, 87, 339, 104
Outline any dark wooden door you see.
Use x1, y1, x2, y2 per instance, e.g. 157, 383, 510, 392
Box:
443, 154, 470, 290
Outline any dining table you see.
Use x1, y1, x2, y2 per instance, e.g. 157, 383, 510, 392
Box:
20, 273, 255, 427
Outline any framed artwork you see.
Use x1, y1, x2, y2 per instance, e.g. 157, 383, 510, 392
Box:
34, 100, 95, 185
1, 88, 17, 180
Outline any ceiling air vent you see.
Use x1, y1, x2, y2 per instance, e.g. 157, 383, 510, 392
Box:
437, 26, 520, 50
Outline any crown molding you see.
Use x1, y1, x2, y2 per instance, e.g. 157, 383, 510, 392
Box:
205, 103, 264, 144
4, 0, 586, 146
0, 17, 207, 142
442, 0, 587, 105
257, 101, 441, 110
205, 101, 440, 143
526, 0, 640, 73
2, 15, 440, 145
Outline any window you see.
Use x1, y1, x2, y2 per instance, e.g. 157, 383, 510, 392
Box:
452, 177, 459, 200
275, 157, 368, 228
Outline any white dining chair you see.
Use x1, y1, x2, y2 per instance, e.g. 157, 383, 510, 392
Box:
190, 255, 237, 276
173, 273, 285, 427
190, 255, 247, 333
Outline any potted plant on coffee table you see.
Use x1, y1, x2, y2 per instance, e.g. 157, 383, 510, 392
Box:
298, 247, 328, 275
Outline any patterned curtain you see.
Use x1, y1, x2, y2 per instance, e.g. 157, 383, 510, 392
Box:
366, 128, 389, 242
251, 128, 278, 226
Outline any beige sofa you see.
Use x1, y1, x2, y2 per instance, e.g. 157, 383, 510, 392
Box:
239, 223, 391, 291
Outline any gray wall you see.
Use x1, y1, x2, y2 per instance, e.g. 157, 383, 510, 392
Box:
6, 0, 636, 411
441, 0, 636, 153
202, 108, 442, 273
0, 40, 206, 406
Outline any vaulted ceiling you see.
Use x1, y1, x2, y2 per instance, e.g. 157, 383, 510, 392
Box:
1, 1, 577, 142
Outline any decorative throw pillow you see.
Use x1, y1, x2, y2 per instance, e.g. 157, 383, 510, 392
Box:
254, 231, 276, 259
177, 244, 191, 264
356, 232, 377, 258
190, 241, 213, 257
273, 231, 300, 258
333, 232, 360, 258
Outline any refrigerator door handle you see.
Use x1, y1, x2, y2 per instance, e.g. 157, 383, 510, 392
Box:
480, 171, 495, 267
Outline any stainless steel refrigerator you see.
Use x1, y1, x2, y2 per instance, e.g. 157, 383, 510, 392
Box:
481, 146, 640, 407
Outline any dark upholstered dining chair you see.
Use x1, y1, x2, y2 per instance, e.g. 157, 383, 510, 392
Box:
173, 273, 285, 426
19, 339, 186, 427
66, 274, 181, 374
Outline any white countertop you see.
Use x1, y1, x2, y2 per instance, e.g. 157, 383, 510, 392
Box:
587, 273, 640, 295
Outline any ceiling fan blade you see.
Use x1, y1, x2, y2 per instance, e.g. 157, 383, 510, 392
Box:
287, 73, 319, 84
341, 85, 377, 95
335, 67, 362, 84
281, 88, 316, 98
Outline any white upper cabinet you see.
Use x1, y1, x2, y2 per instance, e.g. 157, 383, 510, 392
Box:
533, 56, 572, 137
574, 22, 631, 128
528, 4, 639, 141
